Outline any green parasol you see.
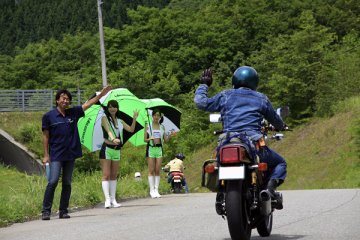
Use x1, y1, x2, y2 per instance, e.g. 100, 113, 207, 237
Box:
128, 98, 182, 146
77, 88, 145, 151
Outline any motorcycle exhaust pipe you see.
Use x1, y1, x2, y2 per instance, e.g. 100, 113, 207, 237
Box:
259, 190, 272, 216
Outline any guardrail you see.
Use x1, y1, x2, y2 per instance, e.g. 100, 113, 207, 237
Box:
0, 89, 83, 112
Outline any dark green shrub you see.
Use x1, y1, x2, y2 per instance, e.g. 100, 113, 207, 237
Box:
19, 124, 40, 143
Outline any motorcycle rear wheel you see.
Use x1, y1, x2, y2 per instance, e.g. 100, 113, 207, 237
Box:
225, 180, 251, 240
173, 182, 181, 193
256, 213, 273, 237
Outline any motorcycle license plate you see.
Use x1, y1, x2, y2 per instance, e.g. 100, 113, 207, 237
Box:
219, 166, 245, 180
174, 179, 181, 183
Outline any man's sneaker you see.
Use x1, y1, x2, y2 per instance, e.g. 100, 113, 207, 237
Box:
59, 212, 70, 219
42, 212, 50, 220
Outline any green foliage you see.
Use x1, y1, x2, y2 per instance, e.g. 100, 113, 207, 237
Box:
1, 0, 359, 121
19, 123, 38, 143
0, 0, 171, 55
352, 119, 360, 159
315, 32, 360, 116
75, 150, 101, 173
249, 10, 337, 121
118, 145, 148, 177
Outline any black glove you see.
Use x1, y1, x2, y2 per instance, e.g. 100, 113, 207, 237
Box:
201, 69, 213, 87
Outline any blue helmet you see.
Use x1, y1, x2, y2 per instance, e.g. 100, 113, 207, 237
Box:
175, 153, 185, 160
232, 66, 259, 90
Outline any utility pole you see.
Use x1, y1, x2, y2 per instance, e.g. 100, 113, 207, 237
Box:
97, 0, 107, 87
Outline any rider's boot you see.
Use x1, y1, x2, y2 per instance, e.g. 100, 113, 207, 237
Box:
267, 179, 283, 210
215, 192, 226, 216
183, 178, 189, 193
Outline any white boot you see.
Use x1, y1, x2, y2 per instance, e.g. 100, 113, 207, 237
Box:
102, 181, 111, 209
109, 180, 121, 208
154, 176, 161, 198
148, 176, 156, 198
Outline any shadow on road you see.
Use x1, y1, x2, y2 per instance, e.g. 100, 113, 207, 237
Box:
252, 234, 307, 240
223, 234, 307, 240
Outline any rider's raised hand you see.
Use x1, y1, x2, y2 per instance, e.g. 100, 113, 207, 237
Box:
201, 69, 213, 87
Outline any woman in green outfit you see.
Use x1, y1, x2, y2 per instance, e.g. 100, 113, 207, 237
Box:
144, 109, 175, 198
100, 100, 138, 208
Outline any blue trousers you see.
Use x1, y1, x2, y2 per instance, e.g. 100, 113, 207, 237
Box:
42, 160, 75, 214
257, 146, 287, 181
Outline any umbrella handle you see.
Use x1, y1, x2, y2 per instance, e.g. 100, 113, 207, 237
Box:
146, 110, 153, 146
146, 110, 153, 135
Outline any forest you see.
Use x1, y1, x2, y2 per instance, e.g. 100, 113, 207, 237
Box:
0, 0, 359, 154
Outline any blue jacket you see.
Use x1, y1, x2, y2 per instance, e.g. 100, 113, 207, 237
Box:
194, 84, 284, 141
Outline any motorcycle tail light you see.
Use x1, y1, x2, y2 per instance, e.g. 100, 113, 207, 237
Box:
205, 164, 215, 173
220, 145, 247, 164
258, 162, 268, 171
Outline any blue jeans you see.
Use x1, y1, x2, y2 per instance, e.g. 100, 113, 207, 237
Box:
257, 146, 287, 181
42, 160, 75, 214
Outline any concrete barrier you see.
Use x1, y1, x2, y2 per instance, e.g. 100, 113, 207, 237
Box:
0, 128, 44, 175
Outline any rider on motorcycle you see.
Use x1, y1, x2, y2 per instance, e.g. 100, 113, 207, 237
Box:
194, 66, 286, 209
164, 153, 189, 193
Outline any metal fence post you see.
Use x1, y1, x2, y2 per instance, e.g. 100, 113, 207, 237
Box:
21, 90, 25, 112
50, 90, 53, 110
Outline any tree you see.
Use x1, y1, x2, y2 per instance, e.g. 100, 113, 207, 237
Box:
249, 10, 336, 120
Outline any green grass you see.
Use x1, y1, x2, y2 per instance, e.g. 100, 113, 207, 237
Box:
0, 96, 359, 227
0, 165, 45, 226
0, 112, 43, 157
270, 96, 360, 190
0, 165, 172, 227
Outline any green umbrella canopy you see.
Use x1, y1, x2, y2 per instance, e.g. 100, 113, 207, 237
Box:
142, 98, 181, 129
128, 98, 182, 146
77, 88, 145, 151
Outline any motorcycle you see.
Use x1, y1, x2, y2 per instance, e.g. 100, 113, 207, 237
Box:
163, 167, 186, 193
202, 107, 289, 240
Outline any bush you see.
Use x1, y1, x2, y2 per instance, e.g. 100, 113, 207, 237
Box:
75, 151, 101, 173
19, 123, 40, 143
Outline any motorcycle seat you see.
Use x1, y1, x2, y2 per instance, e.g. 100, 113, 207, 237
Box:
171, 172, 184, 177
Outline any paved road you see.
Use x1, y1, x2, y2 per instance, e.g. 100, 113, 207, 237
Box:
1, 189, 359, 240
